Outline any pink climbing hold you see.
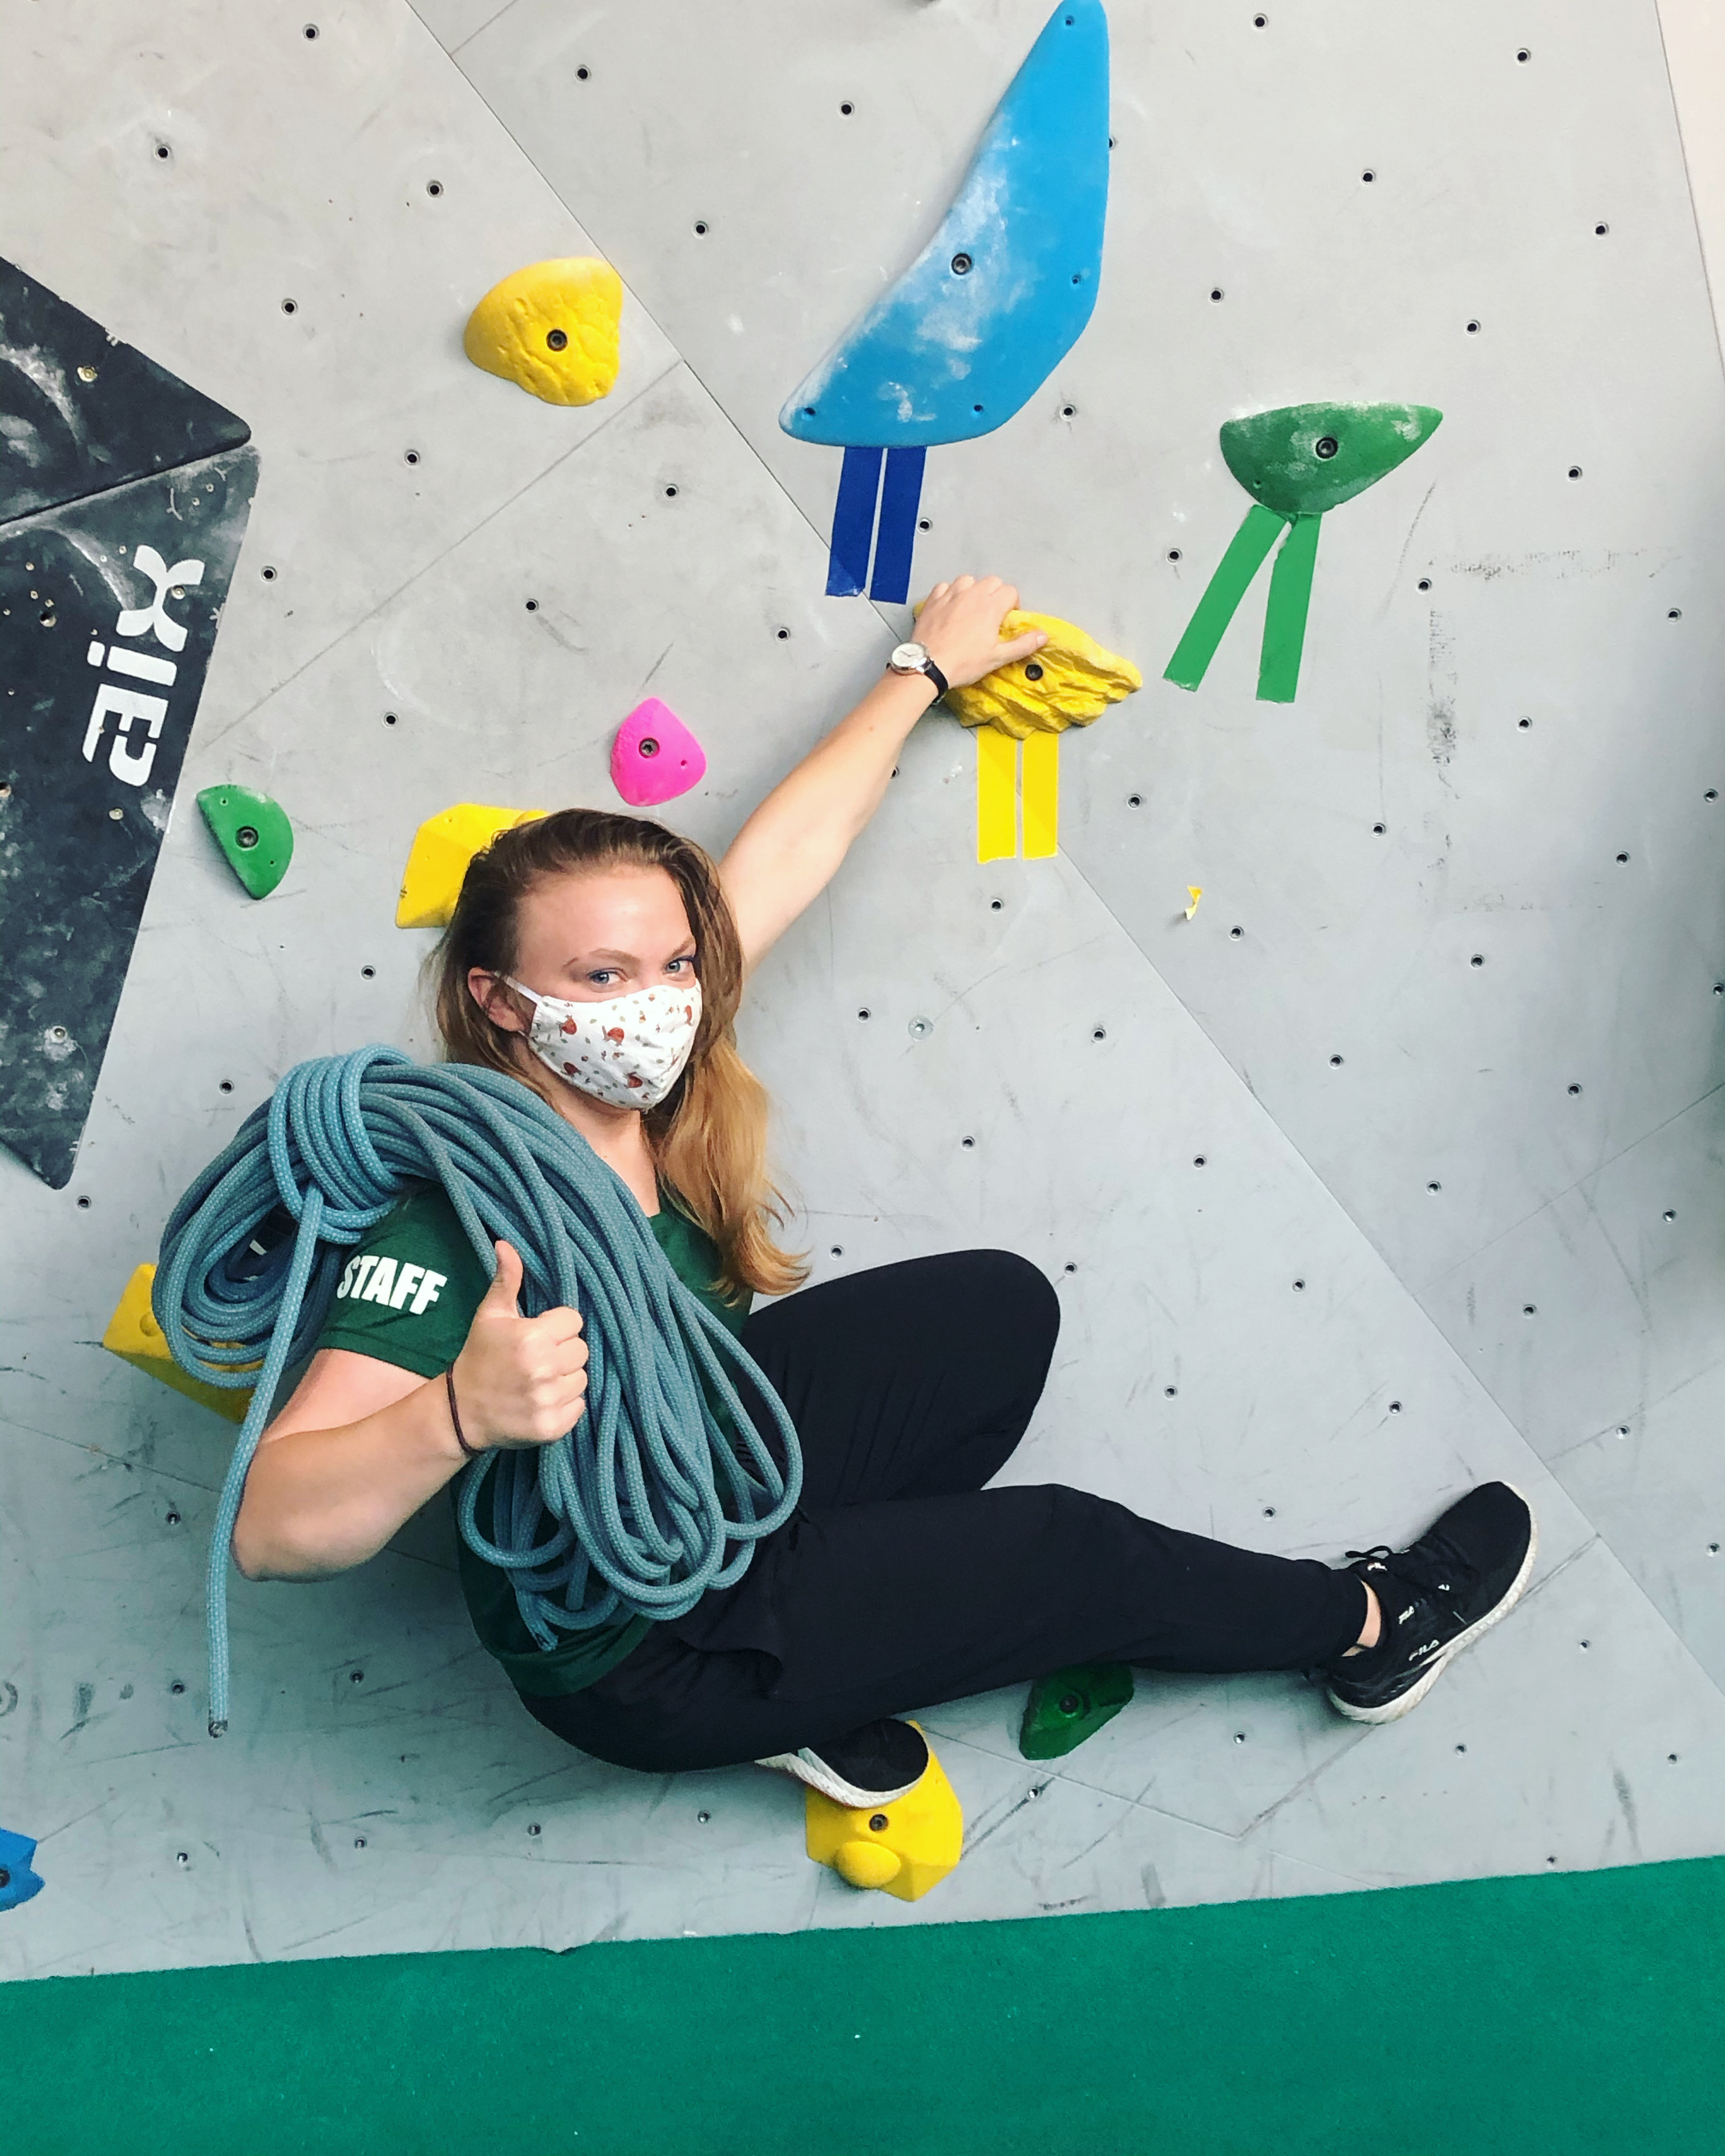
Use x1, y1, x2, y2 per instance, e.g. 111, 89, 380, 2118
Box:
610, 697, 707, 807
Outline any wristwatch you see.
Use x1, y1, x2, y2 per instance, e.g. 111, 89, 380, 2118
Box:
886, 640, 949, 698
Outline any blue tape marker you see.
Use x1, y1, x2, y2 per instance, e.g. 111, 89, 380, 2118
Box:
868, 445, 926, 604
826, 446, 883, 597
0, 1826, 44, 1912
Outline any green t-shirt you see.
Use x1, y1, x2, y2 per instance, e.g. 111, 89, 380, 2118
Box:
315, 1182, 752, 1696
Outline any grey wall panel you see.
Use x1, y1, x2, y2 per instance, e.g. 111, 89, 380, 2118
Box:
6, 0, 1725, 1980
0, 0, 683, 719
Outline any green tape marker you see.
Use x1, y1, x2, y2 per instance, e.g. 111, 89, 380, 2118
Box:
1019, 1660, 1135, 1760
197, 784, 293, 899
1258, 513, 1322, 703
1165, 400, 1442, 703
1164, 502, 1285, 691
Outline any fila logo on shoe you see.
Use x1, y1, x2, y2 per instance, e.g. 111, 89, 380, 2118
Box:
335, 1254, 448, 1314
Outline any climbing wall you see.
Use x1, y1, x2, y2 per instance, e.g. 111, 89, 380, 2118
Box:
4, 0, 1725, 1977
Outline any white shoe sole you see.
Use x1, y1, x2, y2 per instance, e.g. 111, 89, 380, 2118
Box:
755, 1740, 926, 1809
1327, 1488, 1539, 1726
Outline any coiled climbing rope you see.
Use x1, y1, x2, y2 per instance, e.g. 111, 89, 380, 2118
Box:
154, 1046, 803, 1736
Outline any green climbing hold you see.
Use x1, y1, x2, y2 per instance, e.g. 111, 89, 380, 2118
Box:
1019, 1660, 1135, 1760
196, 784, 293, 899
1218, 400, 1443, 520
1165, 400, 1443, 704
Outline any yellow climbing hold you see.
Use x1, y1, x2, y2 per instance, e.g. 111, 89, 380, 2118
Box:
804, 1731, 963, 1901
396, 804, 545, 930
938, 609, 1141, 740
923, 607, 1140, 864
463, 258, 624, 407
1185, 885, 1203, 920
101, 1262, 254, 1424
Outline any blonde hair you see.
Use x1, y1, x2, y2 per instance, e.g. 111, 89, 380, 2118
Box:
432, 807, 806, 1303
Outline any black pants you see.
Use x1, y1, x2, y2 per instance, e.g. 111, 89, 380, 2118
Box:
522, 1250, 1367, 1773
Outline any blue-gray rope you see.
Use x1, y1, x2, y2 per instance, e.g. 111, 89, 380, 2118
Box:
154, 1045, 803, 1736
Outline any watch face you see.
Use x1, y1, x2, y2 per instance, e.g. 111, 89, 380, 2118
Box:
889, 641, 929, 672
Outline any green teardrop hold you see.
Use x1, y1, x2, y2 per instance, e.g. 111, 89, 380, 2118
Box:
1220, 400, 1443, 519
197, 784, 293, 899
1019, 1660, 1135, 1760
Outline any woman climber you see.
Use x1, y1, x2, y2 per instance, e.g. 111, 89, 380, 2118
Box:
234, 574, 1536, 1810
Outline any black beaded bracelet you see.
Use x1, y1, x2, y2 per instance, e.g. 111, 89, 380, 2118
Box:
445, 1367, 485, 1460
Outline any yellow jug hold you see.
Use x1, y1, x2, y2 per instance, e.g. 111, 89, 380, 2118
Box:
803, 1728, 963, 1901
931, 607, 1141, 740
396, 804, 546, 930
463, 258, 623, 407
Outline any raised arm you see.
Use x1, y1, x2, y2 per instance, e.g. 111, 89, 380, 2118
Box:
719, 576, 1046, 968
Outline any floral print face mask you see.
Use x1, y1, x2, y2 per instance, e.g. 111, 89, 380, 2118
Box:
507, 975, 703, 1111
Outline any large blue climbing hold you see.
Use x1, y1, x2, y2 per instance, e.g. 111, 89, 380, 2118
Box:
780, 0, 1110, 451
0, 1827, 44, 1912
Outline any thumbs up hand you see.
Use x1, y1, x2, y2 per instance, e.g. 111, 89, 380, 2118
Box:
450, 1242, 588, 1452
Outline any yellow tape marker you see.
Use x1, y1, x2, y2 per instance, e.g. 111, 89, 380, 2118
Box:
976, 723, 1019, 863
1021, 730, 1060, 860
102, 1262, 255, 1424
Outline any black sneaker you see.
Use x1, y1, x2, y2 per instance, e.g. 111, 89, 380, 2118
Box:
756, 1719, 929, 1806
1325, 1481, 1537, 1724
